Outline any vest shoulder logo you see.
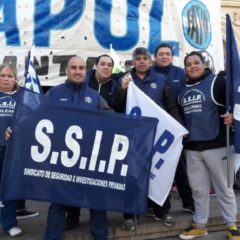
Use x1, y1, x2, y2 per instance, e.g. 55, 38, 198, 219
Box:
85, 96, 92, 103
150, 83, 157, 89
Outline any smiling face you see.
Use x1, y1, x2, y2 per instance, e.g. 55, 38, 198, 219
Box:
66, 56, 86, 83
0, 65, 17, 93
185, 54, 205, 80
155, 46, 173, 67
95, 56, 113, 82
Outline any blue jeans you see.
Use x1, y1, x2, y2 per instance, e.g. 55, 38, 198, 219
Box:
0, 147, 18, 231
0, 201, 18, 231
44, 203, 108, 240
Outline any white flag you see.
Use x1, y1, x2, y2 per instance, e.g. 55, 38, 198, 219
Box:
109, 44, 125, 73
126, 82, 188, 205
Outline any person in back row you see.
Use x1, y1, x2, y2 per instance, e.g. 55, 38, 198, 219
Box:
113, 47, 183, 230
151, 43, 194, 214
86, 54, 121, 106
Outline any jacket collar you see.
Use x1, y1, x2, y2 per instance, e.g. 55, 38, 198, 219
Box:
153, 64, 172, 74
65, 79, 86, 91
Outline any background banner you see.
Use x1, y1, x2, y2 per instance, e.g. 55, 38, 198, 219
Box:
1, 88, 158, 214
0, 0, 224, 85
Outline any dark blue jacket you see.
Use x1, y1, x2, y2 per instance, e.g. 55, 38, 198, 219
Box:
47, 80, 109, 110
112, 68, 182, 123
85, 70, 121, 109
151, 64, 185, 103
128, 68, 167, 108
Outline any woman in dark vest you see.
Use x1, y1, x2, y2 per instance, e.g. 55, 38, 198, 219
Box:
0, 63, 22, 237
178, 51, 240, 240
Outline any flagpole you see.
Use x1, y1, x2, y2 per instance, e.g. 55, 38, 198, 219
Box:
225, 13, 240, 187
134, 214, 137, 237
225, 14, 233, 188
226, 121, 231, 188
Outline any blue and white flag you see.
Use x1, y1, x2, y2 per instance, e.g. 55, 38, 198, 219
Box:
0, 88, 157, 213
25, 46, 43, 94
126, 82, 188, 205
226, 14, 240, 154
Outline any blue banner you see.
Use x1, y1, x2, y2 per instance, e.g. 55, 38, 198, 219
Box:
0, 88, 157, 214
226, 14, 240, 154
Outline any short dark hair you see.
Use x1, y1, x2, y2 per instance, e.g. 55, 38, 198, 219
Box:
95, 54, 114, 67
154, 43, 173, 57
132, 47, 151, 60
184, 51, 205, 66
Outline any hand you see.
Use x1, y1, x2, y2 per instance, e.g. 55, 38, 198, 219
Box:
121, 73, 132, 90
5, 127, 12, 140
220, 113, 233, 127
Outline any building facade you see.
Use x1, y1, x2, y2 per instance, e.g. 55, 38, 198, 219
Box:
221, 0, 240, 47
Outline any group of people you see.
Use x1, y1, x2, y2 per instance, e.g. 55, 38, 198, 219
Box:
0, 43, 240, 240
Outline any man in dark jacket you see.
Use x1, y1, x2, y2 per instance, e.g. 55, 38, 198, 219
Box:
152, 43, 185, 102
113, 47, 182, 230
152, 43, 194, 215
43, 56, 109, 240
63, 54, 123, 231
86, 54, 119, 106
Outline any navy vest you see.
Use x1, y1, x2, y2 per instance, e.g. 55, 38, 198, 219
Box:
0, 91, 18, 146
179, 74, 219, 141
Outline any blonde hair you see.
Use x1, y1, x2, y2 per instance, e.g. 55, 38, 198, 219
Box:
0, 63, 19, 90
